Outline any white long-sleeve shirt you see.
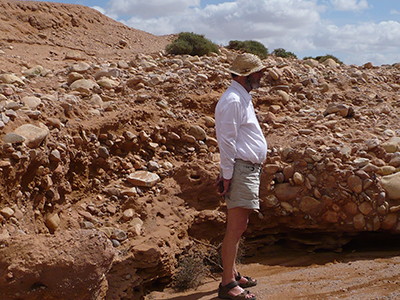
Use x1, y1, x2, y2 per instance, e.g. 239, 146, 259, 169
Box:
215, 80, 268, 179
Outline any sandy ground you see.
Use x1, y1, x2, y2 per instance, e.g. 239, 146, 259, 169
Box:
148, 242, 400, 300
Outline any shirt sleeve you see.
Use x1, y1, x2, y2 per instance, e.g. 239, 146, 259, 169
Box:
216, 99, 241, 179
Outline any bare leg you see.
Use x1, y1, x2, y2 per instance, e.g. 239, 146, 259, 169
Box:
221, 207, 254, 298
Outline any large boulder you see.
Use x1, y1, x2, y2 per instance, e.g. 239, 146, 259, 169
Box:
0, 230, 116, 300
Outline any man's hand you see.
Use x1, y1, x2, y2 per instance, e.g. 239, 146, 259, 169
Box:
215, 176, 231, 196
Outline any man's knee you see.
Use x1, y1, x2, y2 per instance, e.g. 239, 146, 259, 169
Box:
229, 223, 248, 237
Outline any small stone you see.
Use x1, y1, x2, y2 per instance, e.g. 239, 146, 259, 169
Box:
389, 205, 400, 213
121, 187, 137, 196
0, 207, 15, 219
353, 214, 365, 230
264, 164, 280, 175
280, 202, 294, 213
204, 116, 215, 127
377, 202, 389, 215
111, 239, 120, 247
381, 214, 398, 230
112, 229, 128, 241
377, 166, 396, 176
0, 160, 11, 168
97, 77, 119, 89
347, 175, 363, 194
322, 210, 338, 223
14, 123, 49, 148
46, 118, 63, 129
45, 213, 60, 232
188, 125, 207, 140
147, 161, 159, 172
344, 202, 358, 216
50, 149, 62, 162
182, 134, 196, 144
0, 228, 10, 241
277, 90, 289, 103
127, 171, 160, 187
98, 146, 110, 159
299, 196, 321, 215
21, 96, 42, 109
381, 173, 400, 200
129, 218, 144, 236
13, 209, 23, 219
107, 204, 116, 215
359, 202, 373, 215
122, 208, 135, 221
268, 68, 280, 80
3, 133, 25, 144
167, 132, 180, 141
70, 79, 99, 93
293, 172, 304, 185
70, 62, 91, 73
274, 183, 301, 202
264, 195, 279, 208
0, 73, 24, 85
81, 221, 95, 229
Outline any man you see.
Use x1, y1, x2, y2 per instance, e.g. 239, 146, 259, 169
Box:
215, 53, 267, 300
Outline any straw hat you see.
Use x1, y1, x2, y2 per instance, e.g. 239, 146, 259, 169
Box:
228, 53, 266, 76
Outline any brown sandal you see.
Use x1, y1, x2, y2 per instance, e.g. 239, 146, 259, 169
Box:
218, 281, 256, 300
235, 272, 258, 288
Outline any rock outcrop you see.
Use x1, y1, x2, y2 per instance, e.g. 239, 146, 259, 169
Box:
0, 230, 115, 300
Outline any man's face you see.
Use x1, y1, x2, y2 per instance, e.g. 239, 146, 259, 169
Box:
248, 70, 264, 90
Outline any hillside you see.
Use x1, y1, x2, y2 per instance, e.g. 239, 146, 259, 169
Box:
0, 0, 173, 71
1, 1, 400, 299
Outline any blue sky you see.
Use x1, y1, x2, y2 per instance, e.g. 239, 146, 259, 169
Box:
41, 0, 399, 65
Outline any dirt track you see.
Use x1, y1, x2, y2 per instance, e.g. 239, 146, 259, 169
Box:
149, 241, 400, 300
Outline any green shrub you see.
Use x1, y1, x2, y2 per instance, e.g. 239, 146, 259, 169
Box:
304, 54, 343, 65
166, 32, 219, 56
315, 54, 343, 64
272, 48, 297, 59
226, 40, 268, 59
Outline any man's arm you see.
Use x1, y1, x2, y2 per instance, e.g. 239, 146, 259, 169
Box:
215, 99, 241, 194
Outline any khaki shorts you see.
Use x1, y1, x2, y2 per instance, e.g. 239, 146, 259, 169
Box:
225, 159, 262, 210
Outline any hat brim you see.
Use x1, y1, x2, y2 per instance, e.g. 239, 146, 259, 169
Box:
227, 65, 266, 77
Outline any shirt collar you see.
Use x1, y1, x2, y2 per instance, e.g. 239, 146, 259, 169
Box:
231, 80, 252, 103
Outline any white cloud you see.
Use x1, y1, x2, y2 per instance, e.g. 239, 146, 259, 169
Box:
313, 20, 400, 64
390, 9, 400, 15
108, 0, 200, 18
330, 0, 369, 11
91, 6, 106, 14
122, 16, 177, 35
104, 0, 400, 65
119, 0, 321, 49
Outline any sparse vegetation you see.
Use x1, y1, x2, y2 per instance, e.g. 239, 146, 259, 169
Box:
172, 252, 208, 291
304, 54, 343, 64
166, 32, 219, 56
226, 40, 269, 59
272, 48, 297, 59
171, 238, 247, 291
316, 54, 343, 64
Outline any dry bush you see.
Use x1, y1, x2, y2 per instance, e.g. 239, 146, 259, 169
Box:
172, 252, 208, 291
171, 238, 246, 291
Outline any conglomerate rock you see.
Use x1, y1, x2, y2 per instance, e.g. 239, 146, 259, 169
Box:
0, 230, 116, 300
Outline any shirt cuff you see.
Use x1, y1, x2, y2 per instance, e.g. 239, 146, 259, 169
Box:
221, 167, 233, 180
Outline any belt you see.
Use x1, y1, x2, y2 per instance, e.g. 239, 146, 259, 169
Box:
235, 158, 262, 168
